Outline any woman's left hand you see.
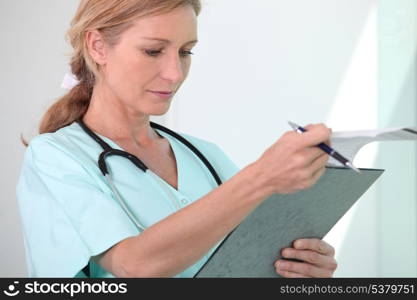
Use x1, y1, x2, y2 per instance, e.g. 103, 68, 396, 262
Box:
274, 238, 337, 278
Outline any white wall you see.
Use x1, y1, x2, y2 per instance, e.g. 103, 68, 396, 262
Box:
377, 0, 417, 276
0, 0, 79, 277
170, 0, 416, 277
173, 0, 381, 277
1, 0, 415, 277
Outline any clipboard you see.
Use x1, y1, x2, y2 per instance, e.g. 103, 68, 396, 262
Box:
195, 166, 384, 277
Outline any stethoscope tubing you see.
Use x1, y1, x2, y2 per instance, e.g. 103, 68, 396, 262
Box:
76, 119, 224, 278
77, 119, 222, 231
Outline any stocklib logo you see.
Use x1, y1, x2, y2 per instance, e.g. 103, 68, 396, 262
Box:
3, 281, 20, 297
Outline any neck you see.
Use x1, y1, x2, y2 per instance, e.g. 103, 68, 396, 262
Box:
82, 83, 159, 147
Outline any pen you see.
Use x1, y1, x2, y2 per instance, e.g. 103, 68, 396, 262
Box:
288, 121, 361, 174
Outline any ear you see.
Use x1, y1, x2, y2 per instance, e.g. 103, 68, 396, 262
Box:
85, 30, 108, 65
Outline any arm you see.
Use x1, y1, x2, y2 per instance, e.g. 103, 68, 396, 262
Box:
96, 124, 331, 277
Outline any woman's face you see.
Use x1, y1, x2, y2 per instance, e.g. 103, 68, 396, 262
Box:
98, 5, 198, 116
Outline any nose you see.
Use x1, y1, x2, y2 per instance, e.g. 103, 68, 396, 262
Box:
159, 53, 186, 84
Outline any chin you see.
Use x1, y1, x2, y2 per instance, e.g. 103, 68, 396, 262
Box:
147, 103, 172, 116
151, 110, 169, 116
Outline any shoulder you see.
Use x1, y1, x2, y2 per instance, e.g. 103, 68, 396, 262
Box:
21, 122, 102, 180
174, 131, 241, 182
177, 132, 222, 154
27, 122, 97, 157
25, 126, 78, 169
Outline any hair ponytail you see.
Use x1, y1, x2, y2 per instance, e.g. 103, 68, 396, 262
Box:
21, 57, 94, 146
39, 82, 91, 134
39, 53, 95, 134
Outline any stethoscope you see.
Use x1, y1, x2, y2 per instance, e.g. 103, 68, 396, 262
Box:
77, 119, 223, 231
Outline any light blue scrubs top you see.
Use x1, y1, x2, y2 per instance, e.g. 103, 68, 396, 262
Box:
16, 122, 240, 278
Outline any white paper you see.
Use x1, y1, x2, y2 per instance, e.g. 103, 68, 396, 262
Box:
327, 127, 417, 167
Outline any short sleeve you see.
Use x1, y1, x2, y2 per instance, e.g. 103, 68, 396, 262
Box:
207, 143, 240, 183
16, 137, 139, 277
181, 134, 240, 185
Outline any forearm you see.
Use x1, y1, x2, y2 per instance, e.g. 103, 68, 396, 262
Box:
111, 161, 272, 277
100, 125, 332, 277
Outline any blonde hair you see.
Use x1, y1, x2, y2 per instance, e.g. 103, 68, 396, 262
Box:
35, 0, 201, 140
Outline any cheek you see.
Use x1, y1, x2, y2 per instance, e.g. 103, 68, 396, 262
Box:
106, 50, 155, 97
182, 57, 192, 74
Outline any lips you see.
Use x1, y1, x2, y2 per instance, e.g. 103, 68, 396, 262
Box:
148, 90, 174, 99
149, 90, 173, 94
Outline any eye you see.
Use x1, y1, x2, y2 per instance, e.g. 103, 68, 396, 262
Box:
144, 49, 163, 57
143, 48, 194, 58
180, 50, 194, 57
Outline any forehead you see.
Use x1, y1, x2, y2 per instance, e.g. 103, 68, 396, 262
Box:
123, 5, 198, 41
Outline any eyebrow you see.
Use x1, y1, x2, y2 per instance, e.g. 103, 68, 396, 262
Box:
141, 37, 198, 45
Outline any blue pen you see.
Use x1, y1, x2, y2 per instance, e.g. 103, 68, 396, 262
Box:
288, 121, 361, 174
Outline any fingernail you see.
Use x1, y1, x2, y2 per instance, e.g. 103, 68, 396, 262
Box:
276, 260, 287, 270
282, 249, 291, 257
275, 261, 281, 269
294, 240, 303, 249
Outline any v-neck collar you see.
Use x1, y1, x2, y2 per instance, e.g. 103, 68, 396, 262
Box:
153, 129, 184, 194
77, 122, 184, 194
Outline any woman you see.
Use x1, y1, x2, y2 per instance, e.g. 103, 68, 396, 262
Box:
17, 0, 337, 278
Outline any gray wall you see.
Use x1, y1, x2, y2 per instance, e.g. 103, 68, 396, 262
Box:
1, 0, 415, 277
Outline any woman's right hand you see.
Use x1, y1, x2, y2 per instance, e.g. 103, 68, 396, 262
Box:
254, 123, 331, 194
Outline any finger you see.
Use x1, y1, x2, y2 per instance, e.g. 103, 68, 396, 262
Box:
306, 155, 329, 182
310, 166, 326, 185
302, 147, 327, 165
275, 259, 333, 278
294, 164, 326, 192
307, 150, 329, 169
282, 248, 337, 271
276, 268, 311, 278
298, 156, 327, 187
275, 260, 310, 277
293, 239, 335, 256
323, 139, 332, 148
297, 124, 331, 148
